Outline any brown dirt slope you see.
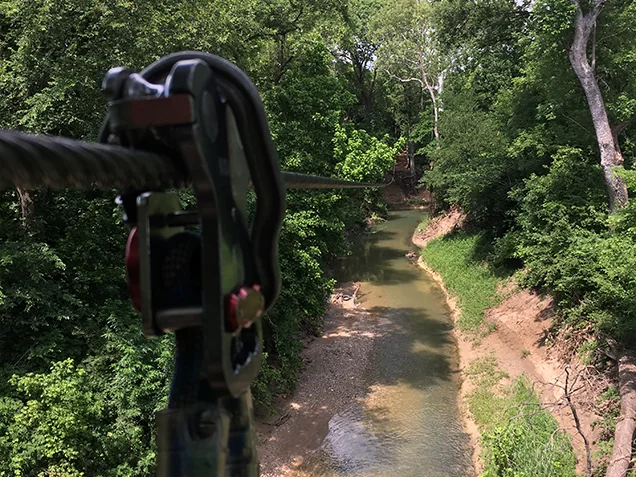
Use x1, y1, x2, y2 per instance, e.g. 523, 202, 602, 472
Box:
414, 209, 601, 475
412, 205, 465, 248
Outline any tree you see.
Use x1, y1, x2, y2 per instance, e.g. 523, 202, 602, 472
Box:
375, 0, 446, 143
568, 0, 628, 212
330, 0, 383, 131
417, 0, 531, 226
0, 1, 399, 473
425, 0, 636, 474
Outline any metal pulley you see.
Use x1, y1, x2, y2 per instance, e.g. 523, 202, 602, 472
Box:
101, 53, 288, 476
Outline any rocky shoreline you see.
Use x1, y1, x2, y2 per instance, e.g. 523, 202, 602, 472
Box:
257, 282, 377, 476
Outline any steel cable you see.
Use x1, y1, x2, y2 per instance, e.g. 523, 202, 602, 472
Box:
279, 171, 384, 189
0, 130, 385, 191
0, 131, 187, 190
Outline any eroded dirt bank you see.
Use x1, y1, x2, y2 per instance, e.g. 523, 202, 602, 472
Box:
413, 210, 601, 475
257, 283, 377, 477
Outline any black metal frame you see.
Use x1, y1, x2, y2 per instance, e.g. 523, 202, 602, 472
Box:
101, 53, 288, 476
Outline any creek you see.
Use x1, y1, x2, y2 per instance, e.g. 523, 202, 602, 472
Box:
297, 210, 474, 477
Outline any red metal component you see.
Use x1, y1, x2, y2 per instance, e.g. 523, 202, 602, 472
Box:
122, 95, 194, 128
125, 227, 141, 311
226, 285, 264, 333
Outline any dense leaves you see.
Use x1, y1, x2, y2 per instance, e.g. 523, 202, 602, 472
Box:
416, 0, 636, 351
4, 0, 635, 473
407, 1, 636, 473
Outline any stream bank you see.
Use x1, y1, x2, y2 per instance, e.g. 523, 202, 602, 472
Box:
413, 209, 602, 475
257, 282, 377, 476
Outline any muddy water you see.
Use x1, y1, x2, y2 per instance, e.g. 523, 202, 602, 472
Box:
297, 210, 474, 477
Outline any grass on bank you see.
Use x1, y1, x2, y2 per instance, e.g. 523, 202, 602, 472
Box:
420, 232, 500, 332
420, 229, 576, 475
467, 357, 577, 477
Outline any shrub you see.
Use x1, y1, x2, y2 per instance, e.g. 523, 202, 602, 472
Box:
483, 378, 576, 477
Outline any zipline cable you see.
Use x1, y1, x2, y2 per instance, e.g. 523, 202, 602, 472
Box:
0, 131, 386, 191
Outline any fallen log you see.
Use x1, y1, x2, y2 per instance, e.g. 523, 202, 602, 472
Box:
606, 348, 636, 477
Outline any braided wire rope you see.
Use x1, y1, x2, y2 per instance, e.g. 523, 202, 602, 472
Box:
0, 131, 385, 191
280, 171, 383, 189
0, 131, 186, 190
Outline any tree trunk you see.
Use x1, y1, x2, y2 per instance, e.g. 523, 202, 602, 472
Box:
429, 86, 440, 141
606, 351, 636, 477
569, 0, 628, 212
418, 51, 440, 142
437, 70, 446, 113
16, 187, 35, 232
407, 140, 415, 177
612, 120, 631, 167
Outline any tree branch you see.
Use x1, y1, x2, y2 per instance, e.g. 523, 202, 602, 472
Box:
384, 70, 424, 88
612, 118, 632, 138
563, 367, 593, 477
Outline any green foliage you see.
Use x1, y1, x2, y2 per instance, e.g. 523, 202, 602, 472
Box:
415, 216, 430, 234
499, 147, 608, 281
483, 378, 576, 477
413, 1, 636, 470
530, 232, 636, 342
595, 0, 636, 127
0, 241, 81, 369
489, 147, 636, 343
250, 352, 283, 410
334, 124, 402, 214
426, 0, 636, 348
0, 0, 399, 473
513, 148, 608, 234
420, 232, 503, 331
433, 0, 529, 108
0, 347, 170, 476
0, 359, 104, 477
423, 92, 512, 225
256, 37, 398, 400
466, 356, 508, 388
465, 359, 576, 477
334, 125, 399, 182
330, 0, 395, 136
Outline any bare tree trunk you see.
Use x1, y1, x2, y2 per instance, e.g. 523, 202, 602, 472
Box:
417, 51, 440, 142
421, 76, 440, 141
407, 140, 415, 177
606, 350, 636, 477
429, 87, 440, 141
16, 187, 35, 232
561, 367, 592, 477
437, 70, 446, 113
370, 67, 377, 102
569, 0, 628, 212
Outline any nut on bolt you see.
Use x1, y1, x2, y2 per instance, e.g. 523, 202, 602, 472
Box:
226, 285, 265, 333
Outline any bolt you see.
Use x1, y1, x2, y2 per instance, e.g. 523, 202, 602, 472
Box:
102, 67, 134, 102
197, 409, 216, 439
